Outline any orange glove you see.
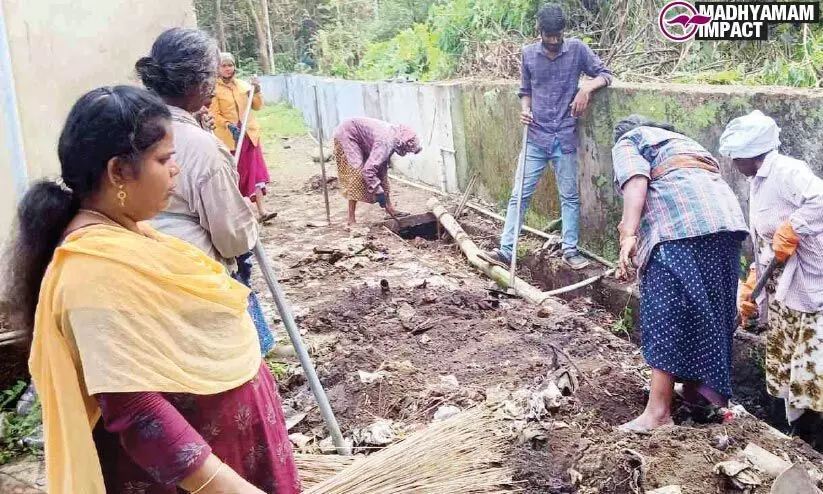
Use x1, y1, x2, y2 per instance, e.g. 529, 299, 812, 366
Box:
738, 266, 758, 324
773, 221, 800, 263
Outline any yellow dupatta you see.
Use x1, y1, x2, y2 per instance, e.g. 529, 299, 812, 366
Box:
28, 224, 262, 493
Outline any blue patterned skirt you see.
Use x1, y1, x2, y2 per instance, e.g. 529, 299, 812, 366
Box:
234, 252, 275, 355
639, 232, 743, 398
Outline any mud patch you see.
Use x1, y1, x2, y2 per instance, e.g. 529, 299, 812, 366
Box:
303, 174, 339, 193
383, 212, 441, 241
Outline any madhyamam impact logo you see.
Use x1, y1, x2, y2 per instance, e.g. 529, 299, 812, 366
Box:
659, 1, 820, 42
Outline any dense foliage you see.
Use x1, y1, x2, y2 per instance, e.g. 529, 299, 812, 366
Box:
195, 0, 823, 87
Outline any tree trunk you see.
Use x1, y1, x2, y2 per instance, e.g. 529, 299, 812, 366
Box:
215, 0, 227, 52
260, 0, 276, 73
244, 0, 272, 74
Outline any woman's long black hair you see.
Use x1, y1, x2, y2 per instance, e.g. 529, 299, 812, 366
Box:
2, 86, 170, 341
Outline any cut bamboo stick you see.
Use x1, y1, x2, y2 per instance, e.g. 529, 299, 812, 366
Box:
388, 172, 616, 269
429, 197, 554, 307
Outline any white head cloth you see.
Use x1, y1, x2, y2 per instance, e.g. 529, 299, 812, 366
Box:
718, 110, 781, 159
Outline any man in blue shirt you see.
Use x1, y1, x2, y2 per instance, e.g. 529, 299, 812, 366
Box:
485, 3, 612, 270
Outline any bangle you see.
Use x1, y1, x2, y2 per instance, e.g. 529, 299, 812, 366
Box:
191, 462, 225, 494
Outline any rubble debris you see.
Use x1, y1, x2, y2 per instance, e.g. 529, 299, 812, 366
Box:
439, 375, 459, 389
289, 433, 313, 450
303, 174, 338, 193
433, 405, 461, 422
714, 460, 761, 492
319, 436, 353, 456
352, 420, 396, 447
647, 487, 682, 494
742, 442, 791, 478
358, 370, 388, 384
283, 404, 308, 431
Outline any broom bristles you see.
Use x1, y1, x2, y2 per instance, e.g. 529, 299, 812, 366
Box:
303, 407, 519, 494
295, 453, 360, 488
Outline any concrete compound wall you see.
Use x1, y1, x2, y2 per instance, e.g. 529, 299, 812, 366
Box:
263, 74, 823, 260
0, 0, 196, 249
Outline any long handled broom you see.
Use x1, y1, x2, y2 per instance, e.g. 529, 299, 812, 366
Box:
227, 80, 348, 454
303, 407, 518, 494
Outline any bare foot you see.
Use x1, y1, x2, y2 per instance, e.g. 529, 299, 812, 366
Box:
618, 411, 673, 434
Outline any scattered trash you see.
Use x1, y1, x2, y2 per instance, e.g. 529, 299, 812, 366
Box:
714, 434, 730, 452
303, 174, 338, 192
289, 432, 313, 450
352, 420, 396, 447
714, 460, 761, 492
527, 381, 563, 418
283, 404, 309, 431
742, 443, 794, 478
433, 405, 461, 422
567, 468, 583, 486
540, 234, 563, 252
440, 375, 459, 388
647, 487, 682, 494
382, 360, 418, 373
420, 334, 431, 344
319, 436, 353, 455
553, 368, 579, 396
516, 424, 547, 444
485, 385, 510, 405
358, 370, 388, 384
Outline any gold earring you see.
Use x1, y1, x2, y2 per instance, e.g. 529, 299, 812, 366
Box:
117, 184, 127, 208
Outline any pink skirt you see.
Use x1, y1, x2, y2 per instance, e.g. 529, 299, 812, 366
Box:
238, 135, 271, 200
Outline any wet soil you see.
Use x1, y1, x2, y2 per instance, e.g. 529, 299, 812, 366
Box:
252, 135, 823, 493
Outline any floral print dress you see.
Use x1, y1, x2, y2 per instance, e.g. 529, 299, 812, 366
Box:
92, 363, 300, 493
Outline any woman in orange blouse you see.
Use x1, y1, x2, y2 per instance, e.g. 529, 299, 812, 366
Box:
209, 52, 277, 223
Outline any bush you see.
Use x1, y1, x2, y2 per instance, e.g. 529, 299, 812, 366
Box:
356, 24, 454, 81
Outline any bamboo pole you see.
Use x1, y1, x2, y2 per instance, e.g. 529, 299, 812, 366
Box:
429, 198, 553, 307
389, 173, 617, 269
313, 86, 332, 224
252, 243, 347, 453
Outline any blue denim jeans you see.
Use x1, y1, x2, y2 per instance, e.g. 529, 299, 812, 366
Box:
499, 138, 580, 261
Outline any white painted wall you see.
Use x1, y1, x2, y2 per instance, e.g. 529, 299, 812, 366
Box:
0, 0, 196, 249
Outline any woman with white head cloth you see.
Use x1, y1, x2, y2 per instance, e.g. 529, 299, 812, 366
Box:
720, 110, 823, 435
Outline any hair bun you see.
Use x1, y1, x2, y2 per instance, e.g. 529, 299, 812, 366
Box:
135, 56, 167, 87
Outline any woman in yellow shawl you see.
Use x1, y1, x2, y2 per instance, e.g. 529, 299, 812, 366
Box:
3, 86, 299, 493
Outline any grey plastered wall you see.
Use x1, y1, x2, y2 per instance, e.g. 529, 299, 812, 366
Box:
263, 74, 823, 260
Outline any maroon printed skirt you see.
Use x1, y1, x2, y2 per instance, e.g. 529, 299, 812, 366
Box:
238, 135, 271, 200
93, 364, 300, 493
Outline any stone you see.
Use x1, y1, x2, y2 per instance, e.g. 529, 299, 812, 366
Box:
433, 405, 461, 422
288, 433, 312, 450
352, 420, 396, 447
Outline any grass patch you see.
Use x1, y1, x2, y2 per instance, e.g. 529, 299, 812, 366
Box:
265, 359, 291, 382
0, 381, 42, 465
257, 103, 308, 139
257, 103, 309, 169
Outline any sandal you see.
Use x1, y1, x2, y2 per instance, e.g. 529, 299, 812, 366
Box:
258, 212, 278, 224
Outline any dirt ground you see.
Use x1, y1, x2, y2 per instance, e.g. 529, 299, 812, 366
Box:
253, 135, 823, 493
